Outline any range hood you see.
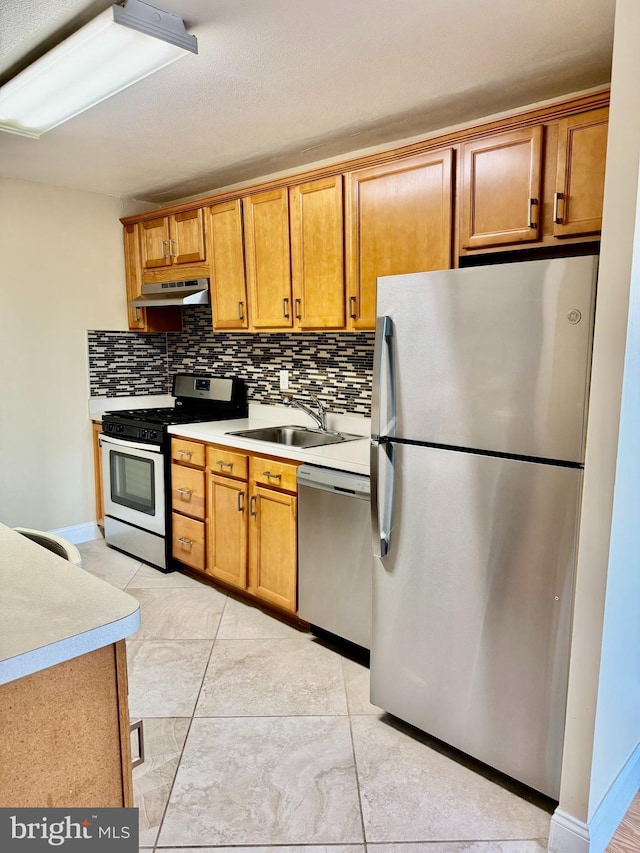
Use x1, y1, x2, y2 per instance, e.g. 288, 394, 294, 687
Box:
130, 279, 209, 307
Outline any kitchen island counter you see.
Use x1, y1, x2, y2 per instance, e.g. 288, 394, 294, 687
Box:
0, 523, 139, 686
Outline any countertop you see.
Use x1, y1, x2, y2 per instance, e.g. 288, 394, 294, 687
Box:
167, 404, 371, 476
0, 524, 140, 686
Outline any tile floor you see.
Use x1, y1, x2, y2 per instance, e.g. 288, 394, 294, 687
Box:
78, 538, 552, 853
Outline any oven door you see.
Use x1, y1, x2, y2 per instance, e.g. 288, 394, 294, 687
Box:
100, 434, 165, 536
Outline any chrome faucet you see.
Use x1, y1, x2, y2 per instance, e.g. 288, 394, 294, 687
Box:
285, 395, 327, 431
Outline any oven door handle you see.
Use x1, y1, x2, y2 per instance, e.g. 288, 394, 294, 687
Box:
99, 434, 163, 454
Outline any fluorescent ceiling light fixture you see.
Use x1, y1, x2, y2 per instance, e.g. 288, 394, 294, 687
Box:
0, 0, 197, 138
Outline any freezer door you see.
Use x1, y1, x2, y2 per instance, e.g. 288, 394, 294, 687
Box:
376, 255, 597, 463
370, 442, 581, 798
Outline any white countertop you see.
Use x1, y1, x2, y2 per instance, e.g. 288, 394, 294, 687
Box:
0, 524, 140, 686
168, 404, 372, 476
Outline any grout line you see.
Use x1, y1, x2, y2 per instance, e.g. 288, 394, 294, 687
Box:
343, 655, 368, 846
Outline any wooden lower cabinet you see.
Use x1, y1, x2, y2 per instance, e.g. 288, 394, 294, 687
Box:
206, 473, 248, 589
172, 512, 206, 571
0, 641, 133, 807
249, 485, 297, 613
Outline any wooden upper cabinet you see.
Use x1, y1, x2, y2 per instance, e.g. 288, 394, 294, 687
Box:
123, 224, 181, 332
243, 188, 293, 329
553, 107, 609, 238
460, 126, 543, 249
140, 209, 205, 270
289, 176, 345, 330
123, 223, 146, 330
347, 149, 454, 330
207, 200, 249, 330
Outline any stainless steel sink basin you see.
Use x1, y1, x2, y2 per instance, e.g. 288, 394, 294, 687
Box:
226, 425, 364, 448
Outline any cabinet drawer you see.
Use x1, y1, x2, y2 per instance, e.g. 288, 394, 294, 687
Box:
172, 513, 205, 570
206, 445, 248, 480
171, 464, 206, 519
172, 438, 205, 468
250, 456, 299, 492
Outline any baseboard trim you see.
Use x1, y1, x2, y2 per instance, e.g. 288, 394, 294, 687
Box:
549, 808, 590, 853
49, 522, 102, 545
589, 740, 640, 853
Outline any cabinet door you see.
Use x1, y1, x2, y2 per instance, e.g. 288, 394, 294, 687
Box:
290, 176, 345, 329
170, 208, 206, 264
460, 127, 543, 249
347, 149, 453, 330
243, 188, 293, 329
208, 200, 249, 329
553, 108, 608, 238
207, 474, 248, 590
140, 217, 171, 269
249, 485, 297, 613
123, 224, 146, 331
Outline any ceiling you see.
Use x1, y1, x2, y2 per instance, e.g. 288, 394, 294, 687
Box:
0, 0, 616, 206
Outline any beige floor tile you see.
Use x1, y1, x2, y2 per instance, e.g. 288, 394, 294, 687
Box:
351, 716, 551, 843
132, 717, 190, 847
126, 562, 209, 589
342, 657, 383, 716
368, 843, 547, 852
195, 638, 348, 716
127, 640, 212, 717
78, 538, 141, 588
158, 716, 364, 846
126, 586, 227, 640
216, 596, 307, 639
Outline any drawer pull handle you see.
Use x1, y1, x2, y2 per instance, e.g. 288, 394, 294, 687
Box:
282, 297, 290, 319
528, 197, 537, 229
161, 239, 169, 259
262, 471, 282, 481
295, 298, 302, 320
178, 536, 194, 547
177, 487, 193, 498
178, 449, 193, 458
238, 301, 245, 321
169, 238, 178, 258
349, 295, 357, 319
237, 491, 245, 512
249, 495, 257, 516
216, 460, 233, 469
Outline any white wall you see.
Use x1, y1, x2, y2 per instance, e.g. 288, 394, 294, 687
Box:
557, 0, 640, 831
0, 178, 128, 532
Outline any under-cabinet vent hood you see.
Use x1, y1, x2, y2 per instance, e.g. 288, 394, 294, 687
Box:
130, 279, 209, 307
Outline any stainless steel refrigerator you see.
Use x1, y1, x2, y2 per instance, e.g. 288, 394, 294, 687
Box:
370, 255, 598, 799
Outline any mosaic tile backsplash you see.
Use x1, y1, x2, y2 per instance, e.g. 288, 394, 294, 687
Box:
88, 306, 375, 415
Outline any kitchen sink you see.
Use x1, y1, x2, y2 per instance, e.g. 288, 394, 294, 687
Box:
226, 425, 364, 448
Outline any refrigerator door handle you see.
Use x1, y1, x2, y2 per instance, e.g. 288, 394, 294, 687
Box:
372, 315, 395, 439
371, 438, 395, 558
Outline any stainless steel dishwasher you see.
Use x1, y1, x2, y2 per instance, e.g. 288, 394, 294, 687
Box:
297, 464, 372, 649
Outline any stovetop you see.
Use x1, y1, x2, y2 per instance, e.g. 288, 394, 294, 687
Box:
101, 374, 248, 445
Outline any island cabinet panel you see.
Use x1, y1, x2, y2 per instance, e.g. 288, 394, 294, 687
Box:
248, 485, 297, 613
460, 126, 543, 249
289, 175, 345, 329
206, 473, 248, 590
347, 149, 454, 330
243, 188, 293, 329
208, 199, 249, 330
553, 107, 609, 238
0, 641, 132, 808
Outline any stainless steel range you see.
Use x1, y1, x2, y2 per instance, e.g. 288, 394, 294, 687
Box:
100, 373, 247, 572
